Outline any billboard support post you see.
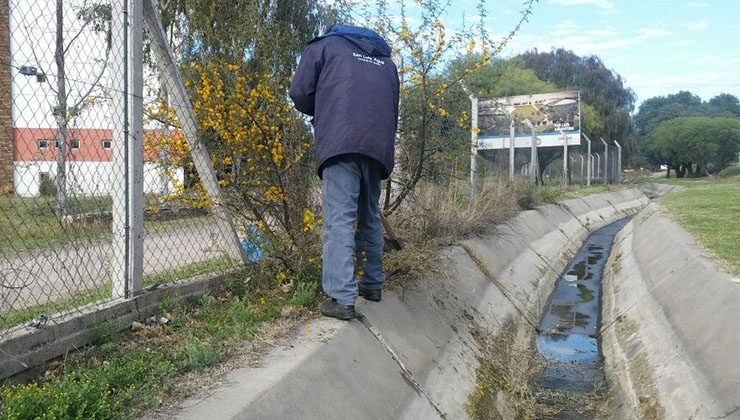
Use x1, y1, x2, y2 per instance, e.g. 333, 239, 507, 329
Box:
523, 119, 538, 183
508, 117, 515, 181
596, 153, 601, 181
579, 154, 584, 179
561, 130, 568, 187
583, 133, 592, 186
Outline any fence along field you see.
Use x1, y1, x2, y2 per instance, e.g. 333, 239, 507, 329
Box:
0, 0, 243, 336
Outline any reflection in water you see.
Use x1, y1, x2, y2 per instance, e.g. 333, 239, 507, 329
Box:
577, 284, 595, 302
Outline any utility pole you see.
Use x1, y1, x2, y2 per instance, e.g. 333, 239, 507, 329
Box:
583, 133, 592, 186
54, 0, 68, 221
600, 137, 608, 184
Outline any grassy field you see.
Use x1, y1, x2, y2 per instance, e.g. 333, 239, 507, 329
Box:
0, 195, 213, 253
1, 256, 235, 329
659, 177, 740, 275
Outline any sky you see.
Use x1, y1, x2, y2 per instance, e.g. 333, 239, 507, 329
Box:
432, 0, 740, 112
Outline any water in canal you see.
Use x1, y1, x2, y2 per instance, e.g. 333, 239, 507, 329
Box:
536, 217, 631, 393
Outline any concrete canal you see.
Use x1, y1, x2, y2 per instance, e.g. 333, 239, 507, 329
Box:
535, 218, 630, 416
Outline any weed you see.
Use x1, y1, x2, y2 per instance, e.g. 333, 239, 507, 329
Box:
179, 338, 222, 371
289, 281, 318, 308
157, 294, 174, 316
226, 299, 256, 338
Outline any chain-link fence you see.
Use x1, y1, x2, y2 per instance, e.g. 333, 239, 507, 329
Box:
0, 0, 244, 337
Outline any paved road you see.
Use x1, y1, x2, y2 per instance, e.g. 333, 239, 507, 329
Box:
0, 219, 235, 312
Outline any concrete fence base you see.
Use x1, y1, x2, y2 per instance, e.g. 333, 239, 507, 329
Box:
1, 270, 236, 381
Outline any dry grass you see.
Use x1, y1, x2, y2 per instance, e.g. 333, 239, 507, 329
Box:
466, 318, 543, 419
466, 317, 611, 419
389, 180, 525, 246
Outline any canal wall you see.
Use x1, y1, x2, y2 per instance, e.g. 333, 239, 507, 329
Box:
170, 188, 658, 420
602, 203, 740, 419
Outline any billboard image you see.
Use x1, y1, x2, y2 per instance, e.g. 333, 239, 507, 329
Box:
477, 91, 581, 150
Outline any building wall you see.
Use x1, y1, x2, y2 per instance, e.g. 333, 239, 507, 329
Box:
0, 0, 12, 194
14, 161, 184, 198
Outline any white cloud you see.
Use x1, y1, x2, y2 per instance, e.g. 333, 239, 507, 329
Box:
670, 39, 698, 48
630, 72, 740, 107
637, 27, 672, 38
553, 21, 580, 37
687, 1, 708, 7
507, 25, 671, 57
549, 0, 616, 14
681, 20, 708, 32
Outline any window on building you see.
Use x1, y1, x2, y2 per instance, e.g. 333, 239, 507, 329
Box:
101, 139, 112, 150
54, 139, 80, 149
37, 139, 49, 150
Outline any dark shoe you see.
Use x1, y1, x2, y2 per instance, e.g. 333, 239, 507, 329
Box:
320, 299, 356, 320
358, 285, 382, 302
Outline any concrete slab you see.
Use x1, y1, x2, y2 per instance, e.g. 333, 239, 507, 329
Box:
165, 189, 651, 419
601, 204, 739, 418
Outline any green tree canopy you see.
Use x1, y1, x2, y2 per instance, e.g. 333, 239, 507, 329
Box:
650, 116, 740, 177
634, 91, 740, 167
516, 48, 637, 161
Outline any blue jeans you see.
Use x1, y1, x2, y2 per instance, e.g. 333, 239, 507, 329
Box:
322, 154, 385, 306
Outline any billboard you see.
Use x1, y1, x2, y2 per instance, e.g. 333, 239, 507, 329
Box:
477, 91, 581, 150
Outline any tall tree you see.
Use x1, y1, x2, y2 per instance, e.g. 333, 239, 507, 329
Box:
707, 93, 740, 117
517, 48, 637, 162
650, 116, 740, 177
634, 91, 739, 169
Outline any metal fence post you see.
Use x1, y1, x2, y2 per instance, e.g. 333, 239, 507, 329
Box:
583, 133, 592, 186
111, 0, 144, 299
614, 140, 622, 183
460, 83, 478, 195
600, 137, 608, 184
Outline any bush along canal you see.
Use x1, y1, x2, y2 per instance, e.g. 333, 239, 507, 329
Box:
535, 217, 631, 417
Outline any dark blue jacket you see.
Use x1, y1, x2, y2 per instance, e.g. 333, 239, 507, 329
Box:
289, 25, 400, 179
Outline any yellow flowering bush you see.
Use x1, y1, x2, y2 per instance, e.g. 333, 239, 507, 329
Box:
182, 61, 321, 270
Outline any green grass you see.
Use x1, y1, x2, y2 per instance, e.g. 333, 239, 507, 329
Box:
659, 178, 740, 275
0, 265, 318, 419
0, 195, 214, 254
1, 257, 235, 330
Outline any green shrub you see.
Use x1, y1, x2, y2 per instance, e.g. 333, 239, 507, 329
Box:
0, 349, 175, 419
38, 173, 57, 197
